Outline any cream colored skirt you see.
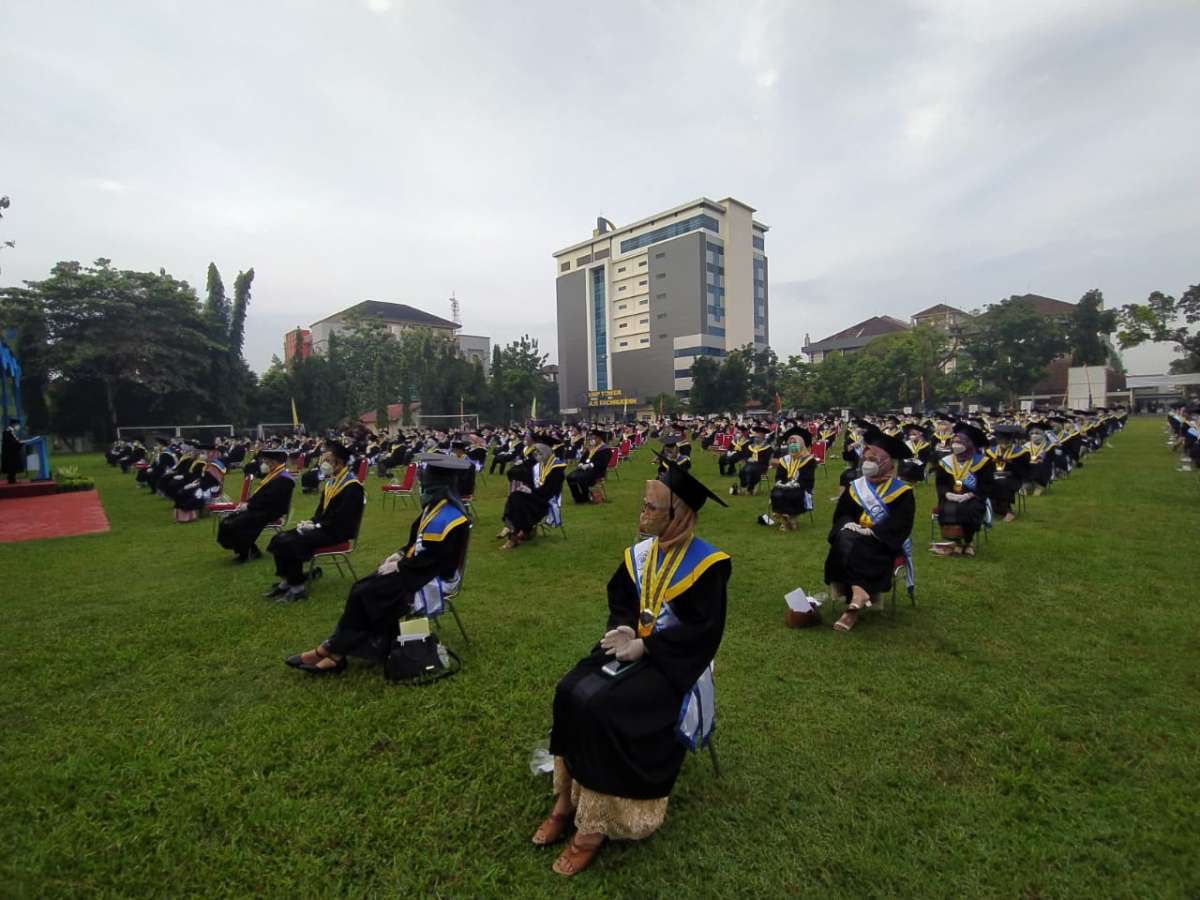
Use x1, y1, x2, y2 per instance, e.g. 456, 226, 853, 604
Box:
553, 756, 668, 841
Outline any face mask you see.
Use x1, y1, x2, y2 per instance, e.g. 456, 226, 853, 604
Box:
788, 444, 801, 454
319, 461, 334, 476
861, 460, 880, 477
951, 442, 967, 454
259, 461, 271, 475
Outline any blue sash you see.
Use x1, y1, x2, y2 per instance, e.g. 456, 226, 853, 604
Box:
849, 477, 915, 595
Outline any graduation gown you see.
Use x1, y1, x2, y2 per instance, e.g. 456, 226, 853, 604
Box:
267, 469, 365, 576
934, 452, 994, 541
216, 469, 295, 553
174, 462, 226, 511
2, 427, 23, 478
503, 460, 566, 534
567, 445, 612, 501
769, 454, 816, 515
550, 536, 730, 800
326, 499, 469, 659
987, 445, 1029, 515
737, 443, 774, 490
824, 476, 915, 595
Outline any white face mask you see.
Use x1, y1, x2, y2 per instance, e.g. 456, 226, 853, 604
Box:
259, 461, 271, 475
861, 460, 880, 477
319, 461, 334, 476
951, 442, 967, 454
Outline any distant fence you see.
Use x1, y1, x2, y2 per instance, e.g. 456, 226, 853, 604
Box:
115, 424, 235, 440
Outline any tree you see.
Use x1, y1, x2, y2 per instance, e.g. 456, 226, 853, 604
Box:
490, 334, 548, 421
1, 259, 212, 438
228, 268, 254, 359
1068, 289, 1118, 366
960, 296, 1068, 406
687, 357, 722, 414
0, 195, 14, 274
717, 350, 751, 410
1118, 283, 1200, 374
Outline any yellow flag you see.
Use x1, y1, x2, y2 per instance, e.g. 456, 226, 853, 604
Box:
530, 395, 538, 420
290, 397, 300, 428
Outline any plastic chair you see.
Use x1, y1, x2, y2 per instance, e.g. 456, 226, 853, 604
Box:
381, 463, 418, 509
679, 662, 720, 777
308, 500, 366, 584
607, 449, 621, 480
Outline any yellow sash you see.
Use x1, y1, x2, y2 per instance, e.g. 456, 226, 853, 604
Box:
638, 536, 692, 638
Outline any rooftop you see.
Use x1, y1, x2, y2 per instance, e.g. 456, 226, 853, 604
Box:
312, 301, 460, 331
806, 315, 910, 352
1008, 293, 1076, 316
912, 303, 970, 319
553, 196, 768, 258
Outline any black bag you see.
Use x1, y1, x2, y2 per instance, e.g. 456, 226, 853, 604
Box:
384, 634, 461, 685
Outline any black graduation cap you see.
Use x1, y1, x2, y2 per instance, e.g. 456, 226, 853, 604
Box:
862, 427, 908, 461
155, 436, 171, 446
952, 421, 988, 448
194, 442, 217, 451
992, 424, 1024, 438
782, 426, 810, 446
660, 433, 682, 447
416, 452, 473, 471
324, 440, 352, 462
258, 448, 288, 462
449, 440, 467, 450
589, 428, 610, 440
654, 451, 728, 512
751, 424, 770, 435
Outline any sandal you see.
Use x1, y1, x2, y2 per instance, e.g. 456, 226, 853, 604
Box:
531, 809, 575, 847
285, 644, 328, 668
552, 834, 607, 876
833, 610, 858, 632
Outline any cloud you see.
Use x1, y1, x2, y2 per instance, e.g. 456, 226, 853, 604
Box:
86, 179, 128, 193
756, 69, 779, 89
364, 0, 392, 13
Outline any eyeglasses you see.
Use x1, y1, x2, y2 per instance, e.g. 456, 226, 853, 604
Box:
641, 499, 667, 513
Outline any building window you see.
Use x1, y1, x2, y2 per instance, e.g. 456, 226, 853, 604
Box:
674, 346, 727, 359
591, 267, 608, 390
640, 318, 648, 325
655, 251, 666, 259
619, 341, 628, 348
638, 260, 646, 267
619, 214, 721, 253
656, 292, 667, 300
619, 322, 627, 328
618, 285, 626, 291
657, 312, 667, 319
639, 298, 648, 305
639, 279, 647, 286
639, 337, 649, 345
752, 235, 765, 251
656, 273, 666, 280
659, 333, 668, 339
577, 254, 592, 266
560, 261, 570, 272
617, 266, 626, 273
594, 248, 610, 260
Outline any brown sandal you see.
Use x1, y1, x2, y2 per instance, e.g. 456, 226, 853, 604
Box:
552, 834, 607, 876
531, 810, 574, 847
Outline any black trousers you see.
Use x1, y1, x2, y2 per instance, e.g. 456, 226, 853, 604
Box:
267, 529, 330, 585
566, 468, 600, 503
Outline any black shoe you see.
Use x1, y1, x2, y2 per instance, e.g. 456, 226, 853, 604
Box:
248, 544, 262, 561
234, 552, 250, 564
276, 588, 308, 603
297, 656, 346, 676
263, 583, 289, 598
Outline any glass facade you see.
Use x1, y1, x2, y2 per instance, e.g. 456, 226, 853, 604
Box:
752, 234, 765, 251
591, 266, 608, 390
673, 346, 727, 359
705, 241, 725, 335
619, 214, 721, 254
753, 256, 767, 341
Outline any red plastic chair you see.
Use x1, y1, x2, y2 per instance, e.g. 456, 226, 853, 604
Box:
355, 457, 369, 483
208, 473, 252, 530
381, 463, 418, 509
617, 439, 632, 461
308, 502, 366, 584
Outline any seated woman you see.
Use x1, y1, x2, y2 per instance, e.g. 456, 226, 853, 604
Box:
654, 434, 691, 475
931, 421, 994, 557
285, 455, 471, 674
824, 428, 915, 632
216, 448, 295, 562
499, 443, 566, 549
533, 457, 730, 876
717, 427, 749, 477
1024, 421, 1054, 494
899, 424, 933, 483
986, 425, 1029, 522
566, 429, 613, 504
769, 428, 816, 531
173, 445, 225, 523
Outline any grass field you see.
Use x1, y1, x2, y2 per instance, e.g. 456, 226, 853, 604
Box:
2, 417, 1197, 898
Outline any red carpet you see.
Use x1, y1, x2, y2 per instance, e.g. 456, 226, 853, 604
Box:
0, 480, 60, 500
0, 489, 111, 543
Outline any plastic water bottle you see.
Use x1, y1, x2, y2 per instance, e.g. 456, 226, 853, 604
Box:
529, 742, 554, 776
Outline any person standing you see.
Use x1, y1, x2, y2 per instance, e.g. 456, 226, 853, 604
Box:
2, 418, 22, 484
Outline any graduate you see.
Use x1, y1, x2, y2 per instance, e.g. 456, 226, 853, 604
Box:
986, 425, 1029, 522
717, 426, 749, 476
533, 456, 730, 876
654, 434, 691, 474
931, 421, 994, 557
566, 429, 613, 504
264, 441, 365, 602
216, 449, 295, 562
173, 445, 226, 523
499, 443, 566, 549
284, 455, 471, 674
2, 418, 22, 484
824, 427, 915, 632
1024, 421, 1055, 494
768, 427, 816, 530
730, 424, 774, 496
899, 424, 933, 483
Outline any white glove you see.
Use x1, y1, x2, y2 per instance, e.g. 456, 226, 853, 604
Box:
296, 520, 316, 533
235, 502, 247, 512
945, 492, 964, 502
600, 625, 636, 656
376, 554, 400, 576
841, 521, 863, 533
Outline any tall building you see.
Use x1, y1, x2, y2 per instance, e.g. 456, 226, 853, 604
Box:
455, 333, 491, 374
553, 197, 768, 411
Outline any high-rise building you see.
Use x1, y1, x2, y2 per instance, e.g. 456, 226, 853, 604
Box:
553, 197, 768, 412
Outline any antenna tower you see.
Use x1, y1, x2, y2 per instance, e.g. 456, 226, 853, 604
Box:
449, 291, 461, 325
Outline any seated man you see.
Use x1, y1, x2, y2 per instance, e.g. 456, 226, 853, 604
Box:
1024, 422, 1054, 495
284, 455, 471, 674
768, 428, 816, 530
216, 448, 295, 562
264, 441, 364, 602
499, 443, 566, 549
654, 434, 691, 475
566, 429, 612, 504
533, 457, 730, 876
824, 427, 914, 632
730, 425, 773, 496
449, 440, 478, 498
931, 421, 994, 557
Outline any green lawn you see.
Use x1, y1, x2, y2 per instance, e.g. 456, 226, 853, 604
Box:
2, 417, 1197, 898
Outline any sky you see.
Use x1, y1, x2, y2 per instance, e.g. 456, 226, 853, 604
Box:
2, 0, 1197, 377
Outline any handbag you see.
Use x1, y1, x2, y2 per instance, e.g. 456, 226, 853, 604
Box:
384, 634, 461, 685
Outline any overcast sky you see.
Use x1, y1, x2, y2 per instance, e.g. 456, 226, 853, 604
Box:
3, 0, 1196, 376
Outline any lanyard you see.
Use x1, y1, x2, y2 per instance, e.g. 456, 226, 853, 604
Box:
405, 500, 446, 558
784, 454, 809, 479
253, 465, 287, 495
638, 536, 692, 638
948, 454, 976, 491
